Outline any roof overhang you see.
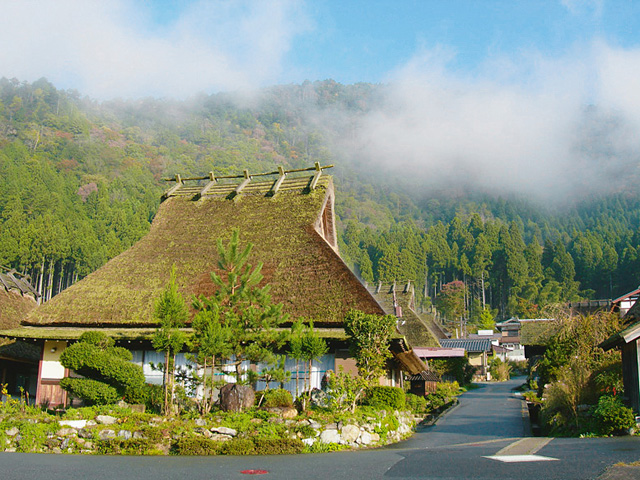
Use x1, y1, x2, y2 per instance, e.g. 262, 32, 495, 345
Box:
600, 320, 640, 351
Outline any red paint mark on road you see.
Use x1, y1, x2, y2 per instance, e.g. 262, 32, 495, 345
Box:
241, 470, 269, 475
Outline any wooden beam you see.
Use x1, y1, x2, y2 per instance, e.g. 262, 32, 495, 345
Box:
270, 166, 287, 195
309, 162, 323, 190
199, 171, 217, 196
235, 170, 252, 194
164, 173, 184, 197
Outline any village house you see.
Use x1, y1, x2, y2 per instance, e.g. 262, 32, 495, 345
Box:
0, 165, 426, 407
601, 298, 640, 413
0, 268, 40, 400
439, 338, 492, 380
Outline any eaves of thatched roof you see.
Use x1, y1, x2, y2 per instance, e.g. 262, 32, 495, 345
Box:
0, 269, 38, 332
23, 172, 385, 329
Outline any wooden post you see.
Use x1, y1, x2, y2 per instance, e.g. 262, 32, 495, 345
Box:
164, 173, 184, 198
235, 169, 252, 194
310, 162, 323, 190
270, 165, 287, 195
199, 171, 217, 196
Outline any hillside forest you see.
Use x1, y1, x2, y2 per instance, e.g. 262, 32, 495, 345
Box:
1, 78, 640, 326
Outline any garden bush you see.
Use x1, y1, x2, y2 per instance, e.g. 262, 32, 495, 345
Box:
405, 393, 428, 415
261, 388, 293, 408
173, 437, 221, 455
252, 438, 304, 455
592, 395, 636, 436
365, 386, 406, 410
97, 438, 158, 455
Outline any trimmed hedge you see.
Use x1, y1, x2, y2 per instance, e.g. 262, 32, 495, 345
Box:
366, 386, 406, 410
173, 437, 305, 456
59, 377, 119, 405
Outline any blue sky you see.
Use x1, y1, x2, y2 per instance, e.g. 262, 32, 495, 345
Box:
2, 0, 639, 98
2, 0, 640, 197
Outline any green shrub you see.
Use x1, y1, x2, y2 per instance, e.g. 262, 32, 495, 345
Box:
59, 333, 146, 405
262, 389, 293, 408
219, 438, 256, 455
593, 395, 636, 436
173, 437, 221, 455
405, 393, 428, 414
60, 378, 120, 406
489, 358, 512, 381
366, 386, 406, 410
97, 438, 157, 455
252, 438, 304, 455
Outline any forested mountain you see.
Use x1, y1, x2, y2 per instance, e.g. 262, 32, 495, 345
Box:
1, 77, 639, 322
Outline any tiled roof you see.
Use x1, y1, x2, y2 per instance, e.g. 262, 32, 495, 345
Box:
440, 338, 492, 352
413, 347, 465, 358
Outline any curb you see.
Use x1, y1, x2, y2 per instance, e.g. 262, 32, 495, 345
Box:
419, 398, 460, 427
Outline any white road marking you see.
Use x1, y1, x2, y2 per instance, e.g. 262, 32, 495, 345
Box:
484, 454, 559, 463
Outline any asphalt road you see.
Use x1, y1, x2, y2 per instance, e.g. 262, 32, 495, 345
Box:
1, 378, 639, 480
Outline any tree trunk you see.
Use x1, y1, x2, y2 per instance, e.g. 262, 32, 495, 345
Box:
209, 355, 216, 413
46, 258, 54, 301
37, 257, 45, 304
163, 350, 170, 415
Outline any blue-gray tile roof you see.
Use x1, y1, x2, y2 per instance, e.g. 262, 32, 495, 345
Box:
440, 338, 492, 352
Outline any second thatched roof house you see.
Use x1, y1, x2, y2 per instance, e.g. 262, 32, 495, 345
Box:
1, 164, 426, 406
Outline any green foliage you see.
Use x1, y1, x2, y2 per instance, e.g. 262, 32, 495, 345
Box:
344, 309, 396, 387
59, 332, 145, 405
173, 437, 221, 455
489, 357, 512, 382
327, 367, 368, 412
153, 266, 189, 415
59, 377, 119, 405
192, 229, 288, 386
405, 393, 428, 415
260, 388, 293, 408
430, 358, 474, 385
97, 438, 159, 455
366, 386, 406, 410
592, 395, 636, 436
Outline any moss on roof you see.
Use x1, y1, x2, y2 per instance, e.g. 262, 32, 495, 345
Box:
25, 175, 384, 328
0, 288, 37, 331
369, 282, 441, 348
519, 319, 558, 346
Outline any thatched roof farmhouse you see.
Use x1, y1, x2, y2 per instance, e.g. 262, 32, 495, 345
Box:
1, 165, 426, 406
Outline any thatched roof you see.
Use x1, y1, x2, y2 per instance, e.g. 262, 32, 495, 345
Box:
368, 281, 443, 347
0, 288, 37, 332
519, 319, 558, 346
23, 171, 384, 328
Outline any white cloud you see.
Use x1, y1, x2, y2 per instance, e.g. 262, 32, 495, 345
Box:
0, 0, 307, 99
346, 41, 640, 202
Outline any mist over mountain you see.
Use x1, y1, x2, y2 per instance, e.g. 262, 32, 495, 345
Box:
1, 77, 639, 320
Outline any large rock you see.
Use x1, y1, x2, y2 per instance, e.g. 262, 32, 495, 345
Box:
59, 420, 87, 429
319, 429, 341, 444
96, 415, 117, 425
341, 424, 360, 443
211, 426, 237, 437
219, 384, 255, 412
358, 431, 372, 445
4, 427, 19, 437
98, 430, 116, 440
